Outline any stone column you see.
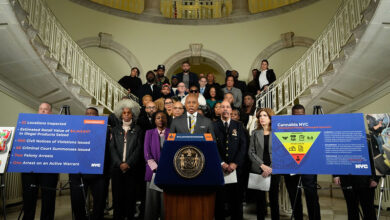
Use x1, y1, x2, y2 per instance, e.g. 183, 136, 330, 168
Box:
231, 0, 249, 16
143, 0, 161, 16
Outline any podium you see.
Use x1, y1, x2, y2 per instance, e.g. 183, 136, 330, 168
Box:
155, 133, 224, 220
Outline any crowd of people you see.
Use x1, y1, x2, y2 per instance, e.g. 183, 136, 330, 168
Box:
20, 59, 378, 220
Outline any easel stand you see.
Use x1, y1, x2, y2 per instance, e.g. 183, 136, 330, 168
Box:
377, 176, 385, 220
0, 174, 6, 220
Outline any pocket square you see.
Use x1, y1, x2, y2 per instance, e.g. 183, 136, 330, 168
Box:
200, 126, 206, 128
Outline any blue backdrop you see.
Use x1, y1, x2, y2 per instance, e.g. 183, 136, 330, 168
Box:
272, 113, 372, 175
7, 113, 107, 174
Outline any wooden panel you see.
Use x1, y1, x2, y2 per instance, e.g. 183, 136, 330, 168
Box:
164, 192, 216, 220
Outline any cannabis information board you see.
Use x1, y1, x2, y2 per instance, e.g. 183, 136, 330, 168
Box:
272, 113, 372, 175
7, 113, 108, 174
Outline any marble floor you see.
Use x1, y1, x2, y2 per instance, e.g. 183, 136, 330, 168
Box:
4, 193, 389, 220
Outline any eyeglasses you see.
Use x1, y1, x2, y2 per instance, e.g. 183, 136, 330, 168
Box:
173, 107, 184, 110
165, 102, 173, 105
189, 90, 199, 93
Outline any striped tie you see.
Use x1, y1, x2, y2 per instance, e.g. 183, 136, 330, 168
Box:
189, 115, 195, 134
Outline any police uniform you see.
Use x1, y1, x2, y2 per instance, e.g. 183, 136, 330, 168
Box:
213, 119, 247, 220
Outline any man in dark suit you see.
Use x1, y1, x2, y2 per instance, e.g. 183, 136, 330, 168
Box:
136, 70, 161, 104
213, 100, 247, 220
137, 101, 157, 137
70, 107, 110, 220
21, 102, 59, 220
170, 93, 214, 138
283, 104, 321, 220
175, 61, 198, 89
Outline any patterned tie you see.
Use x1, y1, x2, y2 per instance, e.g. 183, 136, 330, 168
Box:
189, 115, 195, 134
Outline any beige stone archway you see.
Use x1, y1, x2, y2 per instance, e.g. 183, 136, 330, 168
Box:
164, 43, 232, 78
76, 32, 144, 74
251, 32, 315, 71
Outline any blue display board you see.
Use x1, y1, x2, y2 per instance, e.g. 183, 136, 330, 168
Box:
7, 113, 108, 174
272, 113, 372, 175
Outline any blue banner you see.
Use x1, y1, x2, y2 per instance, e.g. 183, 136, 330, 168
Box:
272, 113, 372, 175
7, 113, 108, 174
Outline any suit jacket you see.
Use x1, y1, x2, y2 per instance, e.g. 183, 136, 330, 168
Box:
110, 123, 143, 170
248, 129, 273, 174
255, 69, 276, 91
213, 119, 247, 168
144, 128, 170, 181
235, 80, 247, 94
136, 83, 161, 104
175, 72, 199, 88
137, 113, 155, 132
170, 113, 215, 139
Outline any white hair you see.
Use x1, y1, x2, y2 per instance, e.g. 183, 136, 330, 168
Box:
114, 99, 141, 121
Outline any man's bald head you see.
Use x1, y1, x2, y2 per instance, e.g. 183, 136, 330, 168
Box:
185, 94, 199, 114
38, 102, 52, 114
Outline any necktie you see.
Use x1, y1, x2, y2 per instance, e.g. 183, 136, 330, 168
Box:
224, 122, 229, 134
189, 115, 195, 134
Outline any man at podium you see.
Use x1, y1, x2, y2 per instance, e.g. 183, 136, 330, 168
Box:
170, 93, 215, 138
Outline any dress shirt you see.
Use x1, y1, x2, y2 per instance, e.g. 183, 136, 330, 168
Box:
259, 70, 269, 88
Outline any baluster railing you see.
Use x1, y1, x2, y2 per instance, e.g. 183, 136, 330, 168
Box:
17, 0, 130, 112
256, 0, 371, 114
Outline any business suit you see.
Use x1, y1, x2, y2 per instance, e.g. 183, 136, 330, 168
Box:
170, 113, 215, 138
214, 119, 247, 220
110, 122, 143, 220
136, 83, 161, 104
21, 173, 58, 220
144, 128, 170, 220
337, 175, 377, 220
248, 129, 280, 220
175, 72, 199, 88
70, 131, 111, 220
